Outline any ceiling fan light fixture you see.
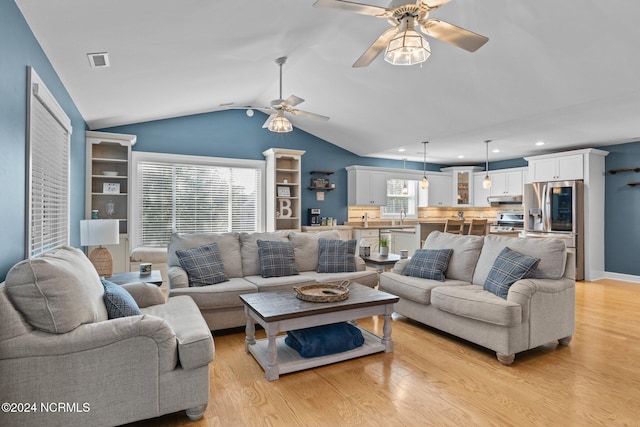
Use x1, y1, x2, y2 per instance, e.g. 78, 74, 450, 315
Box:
268, 111, 293, 133
384, 18, 430, 66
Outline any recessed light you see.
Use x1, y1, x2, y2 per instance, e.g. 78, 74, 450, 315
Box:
492, 149, 500, 153
398, 148, 406, 152
535, 141, 545, 146
457, 155, 464, 159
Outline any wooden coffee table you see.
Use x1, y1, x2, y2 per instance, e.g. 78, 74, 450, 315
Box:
240, 283, 399, 381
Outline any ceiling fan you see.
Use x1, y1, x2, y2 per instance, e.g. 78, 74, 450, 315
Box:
313, 0, 489, 67
232, 57, 329, 133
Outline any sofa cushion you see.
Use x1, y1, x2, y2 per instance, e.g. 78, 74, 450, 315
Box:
244, 274, 316, 292
168, 277, 257, 309
240, 231, 290, 277
176, 242, 229, 287
379, 272, 469, 305
473, 235, 566, 286
403, 249, 453, 281
431, 285, 522, 327
317, 239, 356, 273
257, 239, 299, 278
168, 232, 243, 278
102, 279, 142, 318
289, 230, 341, 272
5, 246, 108, 333
300, 270, 379, 289
0, 282, 34, 341
484, 247, 540, 299
423, 231, 484, 282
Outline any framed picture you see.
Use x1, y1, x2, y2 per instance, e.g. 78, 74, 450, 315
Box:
103, 182, 120, 194
311, 177, 330, 188
277, 186, 291, 197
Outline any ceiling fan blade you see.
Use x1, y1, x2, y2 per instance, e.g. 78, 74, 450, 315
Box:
353, 27, 398, 68
419, 19, 489, 52
262, 113, 277, 129
420, 0, 453, 11
284, 95, 305, 107
289, 109, 330, 121
313, 0, 392, 18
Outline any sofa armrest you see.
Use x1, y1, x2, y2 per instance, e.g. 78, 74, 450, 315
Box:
0, 315, 178, 372
508, 277, 575, 300
391, 258, 411, 275
167, 265, 189, 291
121, 281, 165, 308
354, 255, 366, 271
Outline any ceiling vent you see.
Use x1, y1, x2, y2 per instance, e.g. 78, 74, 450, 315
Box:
87, 52, 110, 68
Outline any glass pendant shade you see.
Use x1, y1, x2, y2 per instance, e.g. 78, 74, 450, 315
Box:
384, 18, 431, 66
268, 111, 293, 133
421, 141, 429, 189
421, 175, 429, 189
483, 174, 492, 189
483, 139, 492, 189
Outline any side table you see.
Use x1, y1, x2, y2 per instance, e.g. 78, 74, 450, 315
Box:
362, 253, 402, 272
107, 270, 163, 286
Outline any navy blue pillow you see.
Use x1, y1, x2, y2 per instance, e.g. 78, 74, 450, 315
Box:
176, 242, 229, 287
484, 247, 540, 299
403, 249, 453, 281
257, 240, 299, 278
317, 239, 356, 273
101, 279, 141, 319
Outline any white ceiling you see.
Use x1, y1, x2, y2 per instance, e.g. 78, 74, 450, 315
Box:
16, 0, 640, 164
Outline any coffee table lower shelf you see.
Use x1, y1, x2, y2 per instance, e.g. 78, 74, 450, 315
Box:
247, 327, 385, 378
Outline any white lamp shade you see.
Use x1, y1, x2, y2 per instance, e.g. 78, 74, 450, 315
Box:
80, 219, 120, 246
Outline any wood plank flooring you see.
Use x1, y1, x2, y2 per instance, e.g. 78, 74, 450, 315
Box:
127, 279, 640, 426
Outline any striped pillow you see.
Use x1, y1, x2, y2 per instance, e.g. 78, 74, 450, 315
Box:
317, 239, 356, 273
257, 240, 299, 278
484, 247, 540, 299
403, 249, 453, 281
176, 242, 229, 287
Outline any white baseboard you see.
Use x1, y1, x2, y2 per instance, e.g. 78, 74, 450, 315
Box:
602, 271, 640, 284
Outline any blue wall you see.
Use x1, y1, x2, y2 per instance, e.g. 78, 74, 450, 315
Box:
603, 141, 640, 276
100, 109, 447, 225
0, 0, 87, 281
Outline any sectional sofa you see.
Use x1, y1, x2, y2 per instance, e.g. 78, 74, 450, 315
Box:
167, 230, 378, 331
379, 231, 575, 364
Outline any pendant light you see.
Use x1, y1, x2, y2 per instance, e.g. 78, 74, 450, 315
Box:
482, 139, 492, 189
421, 141, 429, 190
401, 158, 408, 194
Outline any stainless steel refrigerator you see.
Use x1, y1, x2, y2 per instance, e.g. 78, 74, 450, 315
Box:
523, 180, 584, 280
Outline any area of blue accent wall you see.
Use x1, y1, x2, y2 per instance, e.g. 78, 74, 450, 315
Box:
100, 109, 447, 226
602, 140, 640, 276
0, 0, 87, 281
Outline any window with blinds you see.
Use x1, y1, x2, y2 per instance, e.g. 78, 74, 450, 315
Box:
132, 153, 263, 247
26, 68, 72, 258
380, 178, 417, 218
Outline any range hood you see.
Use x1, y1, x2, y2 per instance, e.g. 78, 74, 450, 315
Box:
487, 195, 523, 205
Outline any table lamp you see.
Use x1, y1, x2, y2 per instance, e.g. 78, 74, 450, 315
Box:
80, 219, 120, 277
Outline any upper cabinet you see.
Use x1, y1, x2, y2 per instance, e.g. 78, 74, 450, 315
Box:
263, 148, 305, 231
527, 154, 583, 182
441, 166, 483, 207
423, 174, 453, 207
473, 173, 491, 207
346, 166, 387, 206
489, 169, 524, 196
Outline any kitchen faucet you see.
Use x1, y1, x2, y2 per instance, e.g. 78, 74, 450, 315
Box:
400, 208, 406, 225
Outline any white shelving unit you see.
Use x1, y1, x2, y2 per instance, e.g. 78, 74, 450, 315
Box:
263, 148, 305, 232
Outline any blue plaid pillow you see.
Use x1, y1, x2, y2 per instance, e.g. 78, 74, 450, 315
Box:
317, 239, 356, 273
257, 240, 299, 278
101, 279, 141, 319
484, 247, 540, 299
176, 242, 229, 287
403, 249, 453, 281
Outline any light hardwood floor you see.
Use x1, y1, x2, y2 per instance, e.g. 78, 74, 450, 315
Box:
128, 279, 640, 426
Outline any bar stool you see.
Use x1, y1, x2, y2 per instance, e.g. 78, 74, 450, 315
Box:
468, 218, 488, 236
444, 219, 465, 235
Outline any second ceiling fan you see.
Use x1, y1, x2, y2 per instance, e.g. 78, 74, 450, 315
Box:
313, 0, 489, 67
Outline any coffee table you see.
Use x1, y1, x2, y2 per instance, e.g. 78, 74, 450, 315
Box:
240, 283, 399, 381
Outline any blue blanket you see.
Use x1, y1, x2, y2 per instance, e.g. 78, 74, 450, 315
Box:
285, 322, 365, 358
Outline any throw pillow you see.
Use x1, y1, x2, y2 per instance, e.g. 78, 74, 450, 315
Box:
101, 279, 141, 319
484, 247, 540, 299
176, 242, 229, 287
317, 239, 356, 273
403, 249, 454, 281
256, 240, 299, 278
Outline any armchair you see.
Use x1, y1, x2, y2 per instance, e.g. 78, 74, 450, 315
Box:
0, 246, 214, 427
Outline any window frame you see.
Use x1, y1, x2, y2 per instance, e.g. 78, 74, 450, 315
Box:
380, 178, 418, 219
130, 151, 266, 247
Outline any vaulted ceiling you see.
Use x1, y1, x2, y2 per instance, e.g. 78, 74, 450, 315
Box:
16, 0, 640, 164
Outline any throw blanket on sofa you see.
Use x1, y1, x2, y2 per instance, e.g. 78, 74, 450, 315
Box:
285, 322, 365, 358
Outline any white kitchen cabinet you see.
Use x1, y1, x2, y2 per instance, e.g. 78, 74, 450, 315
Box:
346, 166, 387, 206
528, 154, 583, 182
440, 166, 483, 207
424, 174, 452, 207
353, 228, 380, 252
473, 173, 491, 207
390, 230, 420, 255
489, 170, 523, 196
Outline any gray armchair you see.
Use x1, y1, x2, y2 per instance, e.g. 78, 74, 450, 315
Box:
0, 246, 214, 427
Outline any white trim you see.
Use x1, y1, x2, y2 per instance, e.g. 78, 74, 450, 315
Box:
602, 272, 640, 284
29, 68, 72, 134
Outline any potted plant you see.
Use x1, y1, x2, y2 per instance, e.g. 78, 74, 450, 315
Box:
379, 237, 389, 256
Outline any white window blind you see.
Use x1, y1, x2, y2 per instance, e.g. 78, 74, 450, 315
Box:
133, 155, 263, 247
27, 68, 71, 258
381, 179, 417, 218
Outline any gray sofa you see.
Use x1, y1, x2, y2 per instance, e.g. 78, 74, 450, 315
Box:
167, 230, 378, 331
0, 246, 214, 427
379, 231, 575, 365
